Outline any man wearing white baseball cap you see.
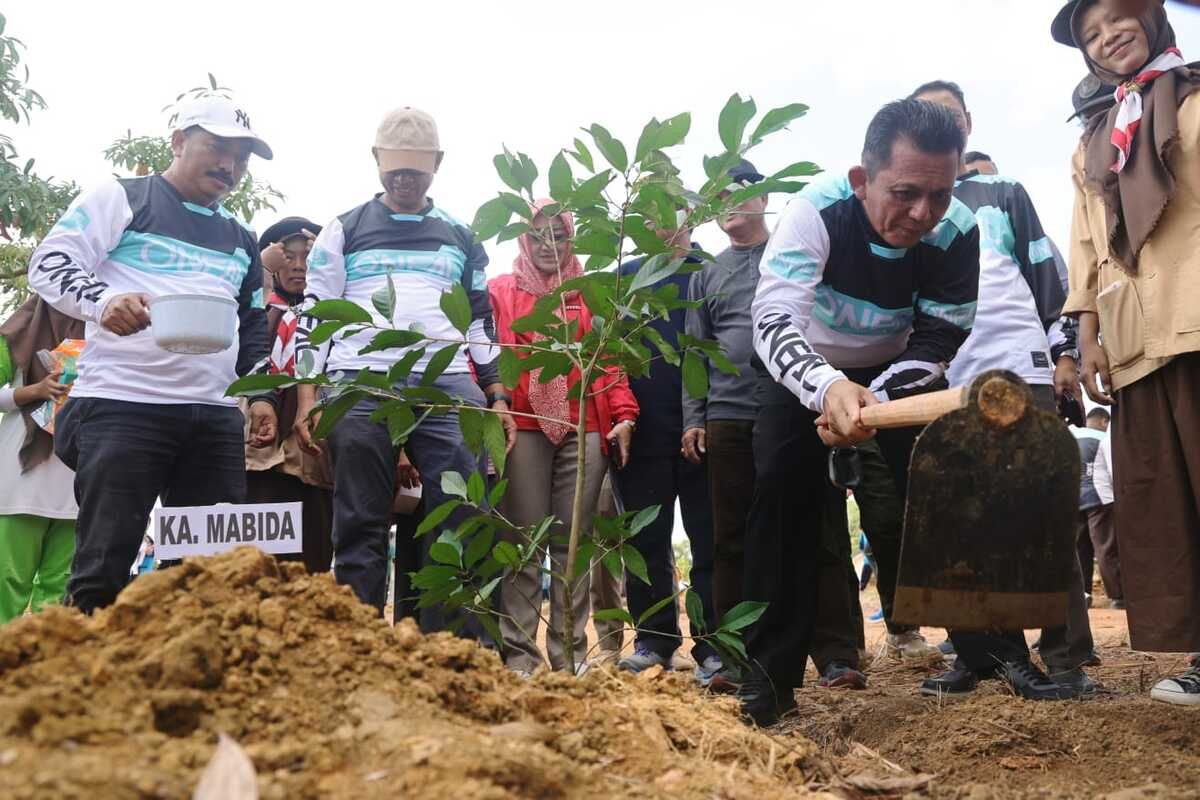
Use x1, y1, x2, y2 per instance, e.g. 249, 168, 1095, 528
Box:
293, 106, 515, 625
27, 94, 278, 614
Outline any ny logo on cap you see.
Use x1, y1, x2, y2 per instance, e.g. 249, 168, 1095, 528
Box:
235, 109, 251, 129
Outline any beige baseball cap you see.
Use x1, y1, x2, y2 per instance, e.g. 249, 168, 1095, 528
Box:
374, 107, 441, 173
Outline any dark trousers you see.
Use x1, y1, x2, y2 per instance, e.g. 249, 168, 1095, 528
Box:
810, 485, 866, 672
392, 504, 424, 624
951, 385, 1095, 673
706, 420, 754, 621
54, 397, 246, 613
245, 469, 333, 574
709, 417, 862, 672
847, 430, 920, 636
1078, 505, 1122, 601
324, 373, 484, 627
742, 375, 841, 691
614, 450, 716, 662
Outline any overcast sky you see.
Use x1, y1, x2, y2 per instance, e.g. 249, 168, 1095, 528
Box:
9, 0, 1200, 272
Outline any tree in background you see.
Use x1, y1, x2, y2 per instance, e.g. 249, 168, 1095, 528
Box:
0, 39, 284, 310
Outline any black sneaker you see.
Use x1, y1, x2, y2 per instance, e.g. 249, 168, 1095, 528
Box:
817, 662, 867, 690
1050, 667, 1097, 698
1151, 667, 1200, 706
919, 667, 978, 697
937, 639, 956, 657
737, 677, 798, 727
1003, 660, 1074, 700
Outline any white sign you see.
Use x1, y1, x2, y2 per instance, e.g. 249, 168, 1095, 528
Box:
154, 502, 303, 559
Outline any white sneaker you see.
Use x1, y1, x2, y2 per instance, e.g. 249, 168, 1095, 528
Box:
886, 631, 940, 660
1150, 667, 1200, 706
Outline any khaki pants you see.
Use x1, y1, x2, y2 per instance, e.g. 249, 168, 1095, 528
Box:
590, 471, 626, 659
499, 432, 607, 672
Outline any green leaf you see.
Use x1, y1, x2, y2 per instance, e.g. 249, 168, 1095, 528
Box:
642, 327, 679, 367
621, 544, 650, 585
635, 112, 692, 162
466, 470, 486, 505
430, 538, 462, 567
593, 607, 635, 626
682, 350, 709, 400
713, 631, 748, 663
371, 271, 396, 320
571, 169, 615, 206
769, 161, 822, 180
310, 299, 372, 324
513, 153, 539, 195
497, 222, 531, 244
441, 470, 468, 500
628, 505, 661, 537
548, 151, 574, 202
477, 575, 503, 602
464, 527, 495, 568
420, 343, 461, 387
416, 499, 459, 536
307, 319, 349, 346
482, 410, 507, 476
637, 591, 680, 626
487, 478, 508, 508
471, 195, 512, 243
749, 102, 810, 145
718, 600, 769, 633
586, 124, 628, 172
476, 612, 503, 646
386, 346, 426, 383
312, 390, 364, 440
458, 405, 484, 454
492, 540, 521, 568
685, 588, 706, 634
601, 548, 624, 582
358, 328, 425, 355
382, 402, 417, 444
440, 283, 472, 335
411, 564, 458, 590
569, 138, 594, 172
498, 348, 522, 389
627, 253, 682, 294
573, 539, 596, 578
718, 93, 757, 153
225, 373, 294, 396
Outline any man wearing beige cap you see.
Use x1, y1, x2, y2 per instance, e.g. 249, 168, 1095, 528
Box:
293, 107, 515, 627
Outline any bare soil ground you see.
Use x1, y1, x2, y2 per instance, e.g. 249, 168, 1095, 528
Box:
1, 548, 1196, 799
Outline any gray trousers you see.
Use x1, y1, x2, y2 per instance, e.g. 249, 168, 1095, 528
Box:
499, 432, 607, 672
590, 471, 626, 659
325, 373, 484, 622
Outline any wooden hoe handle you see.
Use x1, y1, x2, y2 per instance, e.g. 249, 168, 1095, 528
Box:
858, 386, 968, 430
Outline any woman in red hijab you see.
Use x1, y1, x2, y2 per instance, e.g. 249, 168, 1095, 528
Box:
489, 201, 638, 674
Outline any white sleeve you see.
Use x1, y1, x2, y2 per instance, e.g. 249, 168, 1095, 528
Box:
1094, 434, 1114, 505
751, 197, 847, 413
293, 218, 347, 377
28, 180, 132, 322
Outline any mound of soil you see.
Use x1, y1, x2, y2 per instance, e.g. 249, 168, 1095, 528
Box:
0, 547, 830, 799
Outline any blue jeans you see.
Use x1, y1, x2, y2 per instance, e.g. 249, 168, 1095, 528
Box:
325, 372, 485, 625
54, 397, 246, 613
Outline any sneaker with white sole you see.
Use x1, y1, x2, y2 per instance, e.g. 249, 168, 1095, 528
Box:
886, 630, 940, 660
1150, 667, 1200, 706
694, 654, 724, 686
618, 645, 671, 673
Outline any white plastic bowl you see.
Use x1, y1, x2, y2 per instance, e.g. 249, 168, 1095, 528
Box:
149, 294, 238, 354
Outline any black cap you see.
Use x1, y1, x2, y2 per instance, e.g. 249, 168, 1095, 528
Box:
1051, 0, 1081, 47
1068, 73, 1117, 121
728, 158, 765, 185
258, 216, 322, 251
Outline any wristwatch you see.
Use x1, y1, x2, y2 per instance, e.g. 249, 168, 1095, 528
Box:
486, 391, 513, 408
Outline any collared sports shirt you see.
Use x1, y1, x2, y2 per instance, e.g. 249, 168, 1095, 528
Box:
751, 173, 980, 414
947, 172, 1074, 388
295, 196, 498, 385
27, 176, 269, 406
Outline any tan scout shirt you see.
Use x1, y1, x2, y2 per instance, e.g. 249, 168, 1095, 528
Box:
1065, 93, 1200, 392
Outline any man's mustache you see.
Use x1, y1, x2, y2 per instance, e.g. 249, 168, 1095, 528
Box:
207, 170, 235, 187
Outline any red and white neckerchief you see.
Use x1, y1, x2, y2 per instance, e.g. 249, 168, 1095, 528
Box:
1110, 47, 1186, 173
267, 292, 299, 376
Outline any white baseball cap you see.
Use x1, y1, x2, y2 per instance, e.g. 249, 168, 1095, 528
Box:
374, 107, 441, 173
173, 96, 273, 160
